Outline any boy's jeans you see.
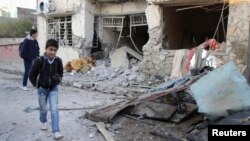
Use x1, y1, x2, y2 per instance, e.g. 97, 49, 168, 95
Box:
38, 86, 60, 133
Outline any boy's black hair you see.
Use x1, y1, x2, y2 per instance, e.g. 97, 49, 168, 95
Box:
30, 29, 37, 36
46, 39, 59, 49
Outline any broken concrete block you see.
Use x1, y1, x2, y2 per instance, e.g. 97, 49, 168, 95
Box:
82, 82, 94, 88
190, 61, 250, 120
114, 87, 128, 95
73, 82, 83, 88
169, 103, 197, 123
110, 47, 129, 70
128, 101, 177, 120
110, 46, 143, 70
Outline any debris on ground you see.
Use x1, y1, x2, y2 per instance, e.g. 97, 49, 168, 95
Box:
46, 44, 250, 141
96, 122, 115, 141
62, 60, 156, 95
86, 72, 205, 122
83, 61, 250, 141
128, 101, 177, 120
110, 46, 143, 70
150, 130, 184, 141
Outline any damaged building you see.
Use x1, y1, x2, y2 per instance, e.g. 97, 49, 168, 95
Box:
142, 0, 250, 77
37, 0, 148, 67
37, 0, 250, 78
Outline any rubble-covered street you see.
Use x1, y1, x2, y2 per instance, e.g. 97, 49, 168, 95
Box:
0, 63, 207, 141
1, 59, 250, 141
1, 0, 250, 140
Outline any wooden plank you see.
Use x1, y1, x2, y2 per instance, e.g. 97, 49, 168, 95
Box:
138, 73, 206, 103
121, 114, 155, 125
86, 100, 135, 122
96, 122, 115, 141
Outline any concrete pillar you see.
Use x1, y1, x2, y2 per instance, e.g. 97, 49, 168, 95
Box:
246, 22, 250, 83
226, 1, 250, 71
140, 4, 175, 77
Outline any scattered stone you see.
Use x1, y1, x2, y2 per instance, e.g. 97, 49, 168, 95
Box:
89, 132, 94, 138
106, 123, 112, 129
73, 82, 83, 88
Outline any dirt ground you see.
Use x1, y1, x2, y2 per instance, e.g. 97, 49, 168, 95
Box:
0, 71, 117, 141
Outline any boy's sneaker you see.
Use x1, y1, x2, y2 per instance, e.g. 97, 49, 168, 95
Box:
22, 86, 29, 91
40, 122, 48, 130
54, 132, 63, 140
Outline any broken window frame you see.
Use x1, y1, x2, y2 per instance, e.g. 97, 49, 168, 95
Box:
101, 14, 148, 54
129, 13, 147, 54
102, 16, 125, 27
102, 16, 125, 47
130, 13, 147, 26
47, 16, 72, 46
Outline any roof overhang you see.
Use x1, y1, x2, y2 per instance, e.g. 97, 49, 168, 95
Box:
148, 0, 228, 6
90, 0, 129, 3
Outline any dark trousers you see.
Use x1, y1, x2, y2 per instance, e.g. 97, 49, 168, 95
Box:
23, 60, 31, 86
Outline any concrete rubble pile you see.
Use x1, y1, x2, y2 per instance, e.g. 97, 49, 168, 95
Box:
62, 59, 162, 95
85, 61, 250, 141
62, 45, 158, 95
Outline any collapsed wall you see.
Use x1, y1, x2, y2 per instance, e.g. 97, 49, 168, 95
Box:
141, 5, 175, 77
142, 1, 250, 77
94, 0, 148, 59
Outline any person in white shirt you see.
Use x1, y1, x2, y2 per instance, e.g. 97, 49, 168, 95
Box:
189, 39, 219, 75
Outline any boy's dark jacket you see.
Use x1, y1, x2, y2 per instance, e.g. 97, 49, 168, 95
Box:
29, 54, 63, 89
21, 35, 40, 62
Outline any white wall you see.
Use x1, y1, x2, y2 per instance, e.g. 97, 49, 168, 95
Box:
84, 0, 95, 47
100, 1, 147, 15
37, 16, 47, 55
53, 0, 81, 11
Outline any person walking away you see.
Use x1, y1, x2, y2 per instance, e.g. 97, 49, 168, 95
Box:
20, 29, 39, 91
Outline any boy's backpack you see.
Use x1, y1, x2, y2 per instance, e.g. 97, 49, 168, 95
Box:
18, 42, 24, 58
36, 56, 45, 87
19, 38, 28, 58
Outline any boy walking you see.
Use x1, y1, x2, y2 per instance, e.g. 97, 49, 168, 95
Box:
29, 39, 63, 139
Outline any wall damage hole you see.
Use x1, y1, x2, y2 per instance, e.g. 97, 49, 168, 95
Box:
130, 14, 149, 53
92, 13, 149, 60
162, 4, 229, 50
91, 17, 104, 59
